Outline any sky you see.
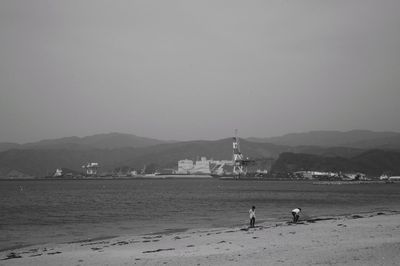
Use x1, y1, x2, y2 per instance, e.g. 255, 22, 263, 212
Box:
1, 0, 400, 143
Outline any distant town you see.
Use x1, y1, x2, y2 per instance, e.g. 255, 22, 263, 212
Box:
46, 159, 400, 182
51, 156, 268, 179
1, 130, 400, 181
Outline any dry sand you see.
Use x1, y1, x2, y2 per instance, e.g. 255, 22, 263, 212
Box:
1, 211, 399, 266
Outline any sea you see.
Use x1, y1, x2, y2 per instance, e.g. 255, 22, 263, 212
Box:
1, 179, 399, 251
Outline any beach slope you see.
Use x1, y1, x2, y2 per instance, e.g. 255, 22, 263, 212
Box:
1, 212, 399, 266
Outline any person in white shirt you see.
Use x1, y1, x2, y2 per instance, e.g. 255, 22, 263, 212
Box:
249, 206, 256, 228
292, 208, 301, 223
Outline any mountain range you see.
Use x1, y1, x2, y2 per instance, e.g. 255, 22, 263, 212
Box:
271, 150, 400, 177
1, 130, 400, 178
248, 130, 400, 149
0, 133, 169, 152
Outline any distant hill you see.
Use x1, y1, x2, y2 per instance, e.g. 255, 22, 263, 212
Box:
3, 130, 399, 153
249, 130, 400, 149
0, 148, 137, 177
0, 133, 168, 151
343, 135, 400, 150
0, 142, 20, 152
1, 131, 399, 178
0, 138, 283, 177
291, 146, 364, 158
0, 136, 374, 177
271, 150, 400, 176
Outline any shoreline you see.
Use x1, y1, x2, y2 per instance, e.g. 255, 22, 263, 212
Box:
2, 209, 394, 253
1, 178, 397, 183
2, 210, 399, 265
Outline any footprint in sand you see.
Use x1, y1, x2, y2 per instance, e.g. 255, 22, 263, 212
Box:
111, 241, 129, 246
142, 248, 175, 254
29, 253, 43, 257
2, 252, 22, 260
47, 251, 62, 255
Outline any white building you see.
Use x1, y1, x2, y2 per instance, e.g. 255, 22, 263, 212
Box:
344, 173, 367, 180
177, 157, 214, 174
129, 170, 138, 176
177, 159, 194, 174
191, 157, 211, 174
53, 168, 63, 177
294, 171, 338, 179
379, 174, 389, 180
82, 162, 99, 176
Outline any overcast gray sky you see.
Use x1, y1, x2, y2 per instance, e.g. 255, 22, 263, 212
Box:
1, 0, 399, 143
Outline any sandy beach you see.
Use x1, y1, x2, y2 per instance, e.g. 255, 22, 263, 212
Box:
1, 211, 399, 266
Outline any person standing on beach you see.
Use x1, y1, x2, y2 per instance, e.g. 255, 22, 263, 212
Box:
249, 206, 256, 228
292, 208, 301, 223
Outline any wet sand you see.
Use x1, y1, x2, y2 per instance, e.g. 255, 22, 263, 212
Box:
1, 211, 399, 266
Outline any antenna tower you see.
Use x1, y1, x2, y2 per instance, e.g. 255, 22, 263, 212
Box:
232, 129, 251, 178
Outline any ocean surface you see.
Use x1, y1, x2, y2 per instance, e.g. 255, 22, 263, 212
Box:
1, 179, 400, 251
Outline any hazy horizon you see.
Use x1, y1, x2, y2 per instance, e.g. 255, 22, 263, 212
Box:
0, 128, 399, 145
1, 0, 400, 143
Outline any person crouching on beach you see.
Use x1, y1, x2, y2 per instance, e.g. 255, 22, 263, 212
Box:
292, 208, 301, 223
249, 206, 256, 228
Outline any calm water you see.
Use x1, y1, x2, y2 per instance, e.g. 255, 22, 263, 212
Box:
1, 179, 399, 251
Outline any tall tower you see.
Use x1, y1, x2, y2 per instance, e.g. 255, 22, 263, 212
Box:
232, 129, 249, 177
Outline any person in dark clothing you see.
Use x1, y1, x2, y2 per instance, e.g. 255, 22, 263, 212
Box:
249, 206, 256, 228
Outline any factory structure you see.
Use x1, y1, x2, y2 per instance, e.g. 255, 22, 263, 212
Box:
47, 131, 268, 178
176, 130, 267, 177
177, 157, 233, 175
